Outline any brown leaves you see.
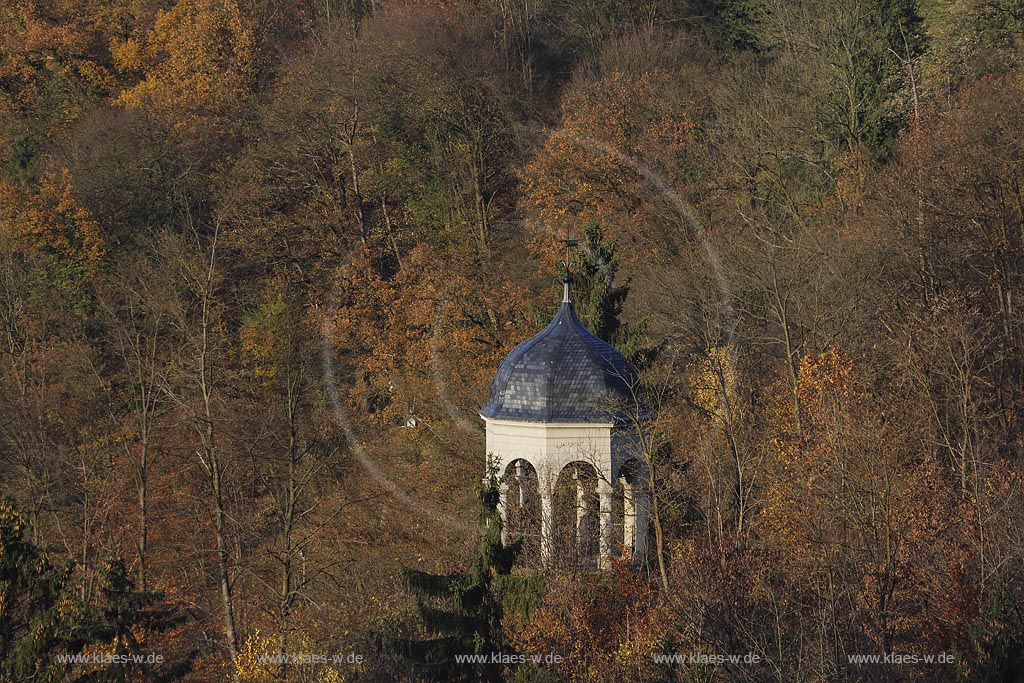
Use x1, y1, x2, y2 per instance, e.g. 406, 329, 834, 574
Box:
507, 564, 664, 683
330, 246, 534, 429
0, 168, 105, 268
520, 69, 705, 270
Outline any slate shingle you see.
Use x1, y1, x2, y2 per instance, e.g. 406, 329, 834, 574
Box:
480, 302, 642, 423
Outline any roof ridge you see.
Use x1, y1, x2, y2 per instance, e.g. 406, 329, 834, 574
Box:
561, 303, 636, 385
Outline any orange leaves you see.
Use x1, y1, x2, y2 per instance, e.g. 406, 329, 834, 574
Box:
559, 71, 695, 163
0, 0, 113, 158
330, 246, 534, 429
0, 168, 104, 268
520, 69, 702, 264
506, 565, 663, 681
796, 348, 856, 433
113, 0, 258, 118
754, 346, 983, 650
0, 2, 104, 114
324, 247, 536, 538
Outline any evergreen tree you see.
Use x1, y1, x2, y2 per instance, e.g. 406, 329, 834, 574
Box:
0, 500, 188, 683
72, 558, 190, 683
0, 498, 82, 682
959, 576, 1024, 683
390, 470, 544, 682
860, 0, 926, 149
567, 222, 649, 364
688, 0, 761, 51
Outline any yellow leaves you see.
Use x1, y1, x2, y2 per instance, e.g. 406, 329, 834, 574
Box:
108, 37, 143, 72
239, 293, 291, 380
685, 346, 736, 419
236, 630, 276, 682
237, 630, 350, 683
239, 324, 276, 380
114, 0, 258, 118
0, 168, 105, 268
755, 480, 792, 537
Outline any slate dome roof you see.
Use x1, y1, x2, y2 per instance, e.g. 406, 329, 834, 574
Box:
480, 301, 641, 423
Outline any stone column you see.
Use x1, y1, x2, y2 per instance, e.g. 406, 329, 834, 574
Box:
598, 481, 613, 569
575, 469, 587, 556
632, 488, 649, 561
497, 480, 510, 546
540, 486, 554, 567
623, 478, 636, 559
517, 460, 528, 508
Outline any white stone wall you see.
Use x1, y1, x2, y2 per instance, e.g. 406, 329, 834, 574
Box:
483, 415, 650, 568
483, 417, 614, 490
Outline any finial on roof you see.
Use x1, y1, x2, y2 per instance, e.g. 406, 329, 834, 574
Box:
559, 230, 581, 304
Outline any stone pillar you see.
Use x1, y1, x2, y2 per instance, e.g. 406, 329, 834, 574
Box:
633, 488, 649, 561
623, 478, 636, 559
497, 480, 510, 546
575, 469, 587, 556
598, 481, 613, 569
540, 486, 554, 567
517, 460, 528, 508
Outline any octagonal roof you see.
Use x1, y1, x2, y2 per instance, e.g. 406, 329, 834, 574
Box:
480, 301, 641, 423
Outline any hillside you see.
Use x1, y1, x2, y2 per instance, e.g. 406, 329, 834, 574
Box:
1, 0, 1023, 681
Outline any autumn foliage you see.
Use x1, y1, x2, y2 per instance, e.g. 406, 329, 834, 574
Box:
1, 0, 1024, 681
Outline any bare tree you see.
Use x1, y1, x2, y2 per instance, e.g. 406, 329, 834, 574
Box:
160, 220, 240, 677
97, 250, 174, 591
235, 290, 352, 681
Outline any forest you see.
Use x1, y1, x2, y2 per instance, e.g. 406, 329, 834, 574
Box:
1, 0, 1023, 680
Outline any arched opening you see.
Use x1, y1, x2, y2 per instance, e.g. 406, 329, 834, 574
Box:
503, 459, 541, 569
552, 462, 601, 569
615, 458, 649, 562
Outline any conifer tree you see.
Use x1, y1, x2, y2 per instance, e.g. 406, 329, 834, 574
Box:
71, 558, 190, 683
0, 500, 187, 682
390, 470, 544, 682
960, 576, 1024, 683
0, 498, 81, 682
568, 222, 648, 364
